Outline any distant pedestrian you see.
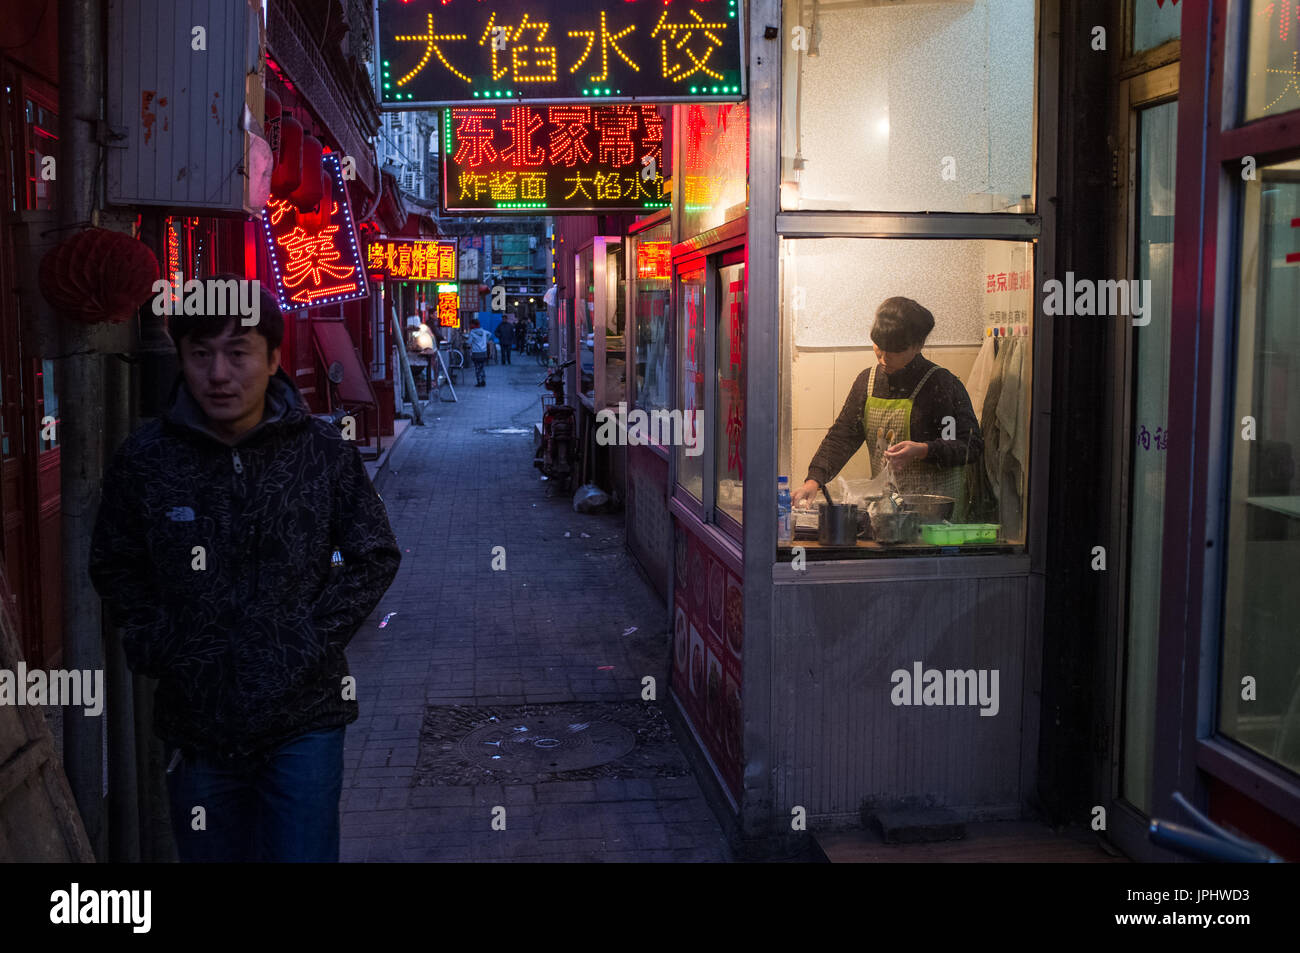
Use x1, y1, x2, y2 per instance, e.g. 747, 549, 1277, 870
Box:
514, 313, 528, 352
469, 317, 490, 386
495, 316, 515, 365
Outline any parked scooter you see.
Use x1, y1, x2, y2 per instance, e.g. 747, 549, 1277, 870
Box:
534, 359, 576, 490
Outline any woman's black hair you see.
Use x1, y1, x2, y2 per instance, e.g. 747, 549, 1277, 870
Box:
870, 297, 935, 352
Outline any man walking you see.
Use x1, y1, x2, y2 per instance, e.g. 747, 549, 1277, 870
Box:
89, 278, 400, 862
468, 317, 490, 386
495, 315, 515, 365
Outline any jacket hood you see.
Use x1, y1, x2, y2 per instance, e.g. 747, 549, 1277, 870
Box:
162, 366, 312, 447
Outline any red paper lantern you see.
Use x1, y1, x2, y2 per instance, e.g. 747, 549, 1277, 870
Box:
263, 89, 282, 158
38, 228, 160, 324
271, 114, 302, 198
300, 166, 333, 232
289, 136, 323, 211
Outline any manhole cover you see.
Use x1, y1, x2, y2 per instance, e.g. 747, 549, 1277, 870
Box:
414, 702, 691, 785
459, 716, 635, 772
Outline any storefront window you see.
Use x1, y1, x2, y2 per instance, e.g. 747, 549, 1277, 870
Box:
679, 103, 749, 240
677, 265, 706, 502
1218, 159, 1300, 773
780, 0, 1035, 213
631, 221, 672, 416
1133, 0, 1181, 53
1121, 99, 1178, 814
577, 245, 595, 402
1243, 0, 1300, 122
716, 261, 745, 527
781, 237, 1033, 554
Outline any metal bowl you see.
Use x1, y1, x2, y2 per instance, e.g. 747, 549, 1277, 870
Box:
900, 494, 955, 522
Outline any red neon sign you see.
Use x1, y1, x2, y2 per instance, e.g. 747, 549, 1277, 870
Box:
437, 291, 460, 327
636, 240, 670, 279
443, 103, 668, 213
259, 154, 368, 310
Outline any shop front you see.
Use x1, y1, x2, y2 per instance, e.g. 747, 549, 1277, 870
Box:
622, 0, 1048, 840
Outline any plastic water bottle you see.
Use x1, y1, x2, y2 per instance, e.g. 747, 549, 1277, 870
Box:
777, 476, 792, 542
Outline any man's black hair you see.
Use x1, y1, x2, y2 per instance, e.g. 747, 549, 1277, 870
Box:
870, 296, 935, 352
169, 273, 285, 357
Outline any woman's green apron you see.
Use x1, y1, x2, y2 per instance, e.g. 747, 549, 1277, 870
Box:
862, 364, 968, 518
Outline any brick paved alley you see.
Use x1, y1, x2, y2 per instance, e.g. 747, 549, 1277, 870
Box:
340, 357, 733, 862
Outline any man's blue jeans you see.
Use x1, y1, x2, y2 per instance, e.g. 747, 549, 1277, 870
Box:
166, 727, 345, 862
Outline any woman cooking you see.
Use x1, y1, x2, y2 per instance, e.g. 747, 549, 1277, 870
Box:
791, 297, 983, 515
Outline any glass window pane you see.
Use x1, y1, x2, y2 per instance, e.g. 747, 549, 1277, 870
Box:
1244, 0, 1300, 121
677, 267, 706, 501
603, 242, 626, 408
632, 223, 672, 415
578, 246, 595, 401
24, 98, 58, 212
680, 103, 749, 240
39, 358, 58, 452
1132, 0, 1181, 53
716, 262, 745, 526
1121, 100, 1178, 814
782, 237, 1032, 553
780, 0, 1035, 213
1218, 158, 1300, 772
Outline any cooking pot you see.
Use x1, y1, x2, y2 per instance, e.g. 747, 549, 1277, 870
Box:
900, 494, 955, 522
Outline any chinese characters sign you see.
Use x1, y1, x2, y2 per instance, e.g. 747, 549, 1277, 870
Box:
378, 0, 744, 106
443, 104, 669, 213
259, 154, 368, 310
437, 290, 461, 327
636, 241, 671, 279
367, 239, 459, 281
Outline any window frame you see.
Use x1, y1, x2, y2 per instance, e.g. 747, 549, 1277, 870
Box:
1152, 0, 1300, 829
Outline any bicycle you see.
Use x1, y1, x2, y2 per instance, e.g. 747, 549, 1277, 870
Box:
1148, 791, 1283, 862
441, 340, 464, 384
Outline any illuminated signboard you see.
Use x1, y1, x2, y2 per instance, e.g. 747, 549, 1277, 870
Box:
443, 104, 669, 213
436, 284, 460, 327
366, 239, 459, 281
377, 0, 744, 107
636, 240, 670, 279
260, 154, 368, 310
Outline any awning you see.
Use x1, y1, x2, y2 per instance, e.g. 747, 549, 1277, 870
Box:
311, 319, 376, 406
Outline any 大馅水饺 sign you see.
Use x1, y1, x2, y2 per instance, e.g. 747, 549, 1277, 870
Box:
443, 104, 669, 213
377, 0, 744, 107
367, 239, 459, 281
259, 154, 368, 310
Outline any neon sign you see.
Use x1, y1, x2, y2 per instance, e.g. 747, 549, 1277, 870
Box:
636, 241, 670, 279
443, 104, 669, 213
377, 0, 744, 106
436, 289, 460, 327
367, 239, 459, 281
259, 154, 368, 310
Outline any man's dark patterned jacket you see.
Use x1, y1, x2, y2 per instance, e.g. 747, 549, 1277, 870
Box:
89, 368, 401, 764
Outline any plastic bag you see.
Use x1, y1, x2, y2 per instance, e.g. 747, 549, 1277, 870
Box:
572, 483, 610, 513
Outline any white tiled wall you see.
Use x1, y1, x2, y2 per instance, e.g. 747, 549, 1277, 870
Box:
789, 345, 983, 484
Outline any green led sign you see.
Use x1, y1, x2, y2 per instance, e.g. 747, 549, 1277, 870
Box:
377, 0, 745, 107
